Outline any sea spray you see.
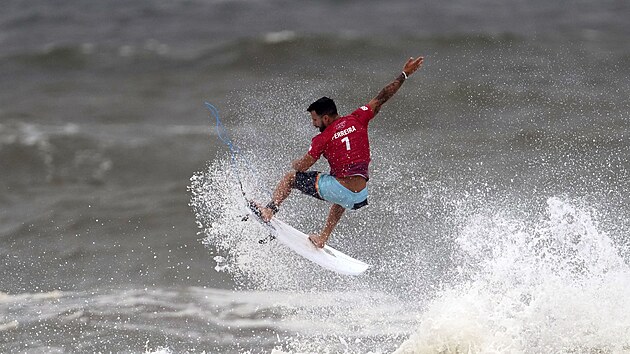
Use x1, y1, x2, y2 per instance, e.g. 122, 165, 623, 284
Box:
190, 157, 303, 289
394, 197, 630, 353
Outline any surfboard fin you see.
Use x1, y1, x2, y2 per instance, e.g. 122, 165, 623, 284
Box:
258, 234, 276, 244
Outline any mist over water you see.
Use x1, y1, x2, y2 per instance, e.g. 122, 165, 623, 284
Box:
2, 0, 630, 352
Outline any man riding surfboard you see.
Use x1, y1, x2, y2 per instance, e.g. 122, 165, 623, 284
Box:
254, 56, 424, 248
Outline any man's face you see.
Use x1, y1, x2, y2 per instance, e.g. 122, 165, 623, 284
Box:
310, 111, 328, 133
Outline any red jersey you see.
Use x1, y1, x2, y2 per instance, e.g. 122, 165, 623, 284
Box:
308, 105, 374, 179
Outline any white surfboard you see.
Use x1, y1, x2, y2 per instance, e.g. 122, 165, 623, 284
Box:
248, 206, 370, 276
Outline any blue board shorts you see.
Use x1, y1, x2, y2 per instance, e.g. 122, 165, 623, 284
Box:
294, 171, 368, 210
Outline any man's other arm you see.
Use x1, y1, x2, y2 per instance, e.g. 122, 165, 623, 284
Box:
367, 56, 424, 115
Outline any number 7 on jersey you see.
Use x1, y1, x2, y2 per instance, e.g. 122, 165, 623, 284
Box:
341, 136, 351, 151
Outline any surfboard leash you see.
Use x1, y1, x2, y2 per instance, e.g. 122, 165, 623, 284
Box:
204, 102, 247, 199
204, 102, 277, 243
203, 102, 272, 201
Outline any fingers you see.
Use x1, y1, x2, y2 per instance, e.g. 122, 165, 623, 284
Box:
411, 56, 424, 67
404, 56, 424, 75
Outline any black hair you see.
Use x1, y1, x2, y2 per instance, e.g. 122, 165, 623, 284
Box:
307, 97, 337, 116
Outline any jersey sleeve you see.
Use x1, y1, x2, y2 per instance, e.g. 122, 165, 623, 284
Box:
307, 134, 326, 160
349, 105, 375, 127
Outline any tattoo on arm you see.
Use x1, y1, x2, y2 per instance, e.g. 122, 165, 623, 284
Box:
372, 73, 406, 114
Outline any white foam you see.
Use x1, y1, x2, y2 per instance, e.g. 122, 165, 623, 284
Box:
264, 31, 297, 44
190, 158, 305, 288
394, 197, 630, 353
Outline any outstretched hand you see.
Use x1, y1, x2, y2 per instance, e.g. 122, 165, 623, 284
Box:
403, 56, 424, 78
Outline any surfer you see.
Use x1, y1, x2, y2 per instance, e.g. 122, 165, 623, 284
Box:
255, 56, 424, 248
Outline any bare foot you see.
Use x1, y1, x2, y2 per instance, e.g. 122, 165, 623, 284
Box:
308, 234, 326, 248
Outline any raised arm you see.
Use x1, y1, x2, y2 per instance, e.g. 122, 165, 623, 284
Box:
367, 56, 424, 115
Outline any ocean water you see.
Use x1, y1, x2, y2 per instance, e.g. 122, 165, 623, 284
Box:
2, 0, 630, 353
